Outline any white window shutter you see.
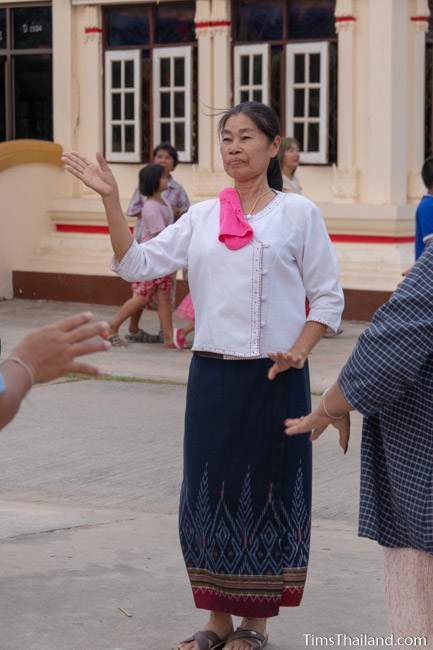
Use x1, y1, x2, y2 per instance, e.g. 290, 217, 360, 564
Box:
286, 41, 329, 164
105, 49, 141, 163
234, 44, 269, 106
152, 46, 192, 162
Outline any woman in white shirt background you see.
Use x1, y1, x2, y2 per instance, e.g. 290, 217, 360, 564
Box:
278, 137, 302, 195
62, 102, 344, 650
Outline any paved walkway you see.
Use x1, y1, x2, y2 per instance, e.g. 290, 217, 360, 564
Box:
0, 300, 390, 650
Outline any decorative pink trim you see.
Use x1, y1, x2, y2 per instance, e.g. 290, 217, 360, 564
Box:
330, 234, 415, 244
55, 224, 415, 244
56, 224, 133, 234
195, 20, 231, 29
410, 15, 430, 22
85, 27, 103, 34
335, 16, 357, 23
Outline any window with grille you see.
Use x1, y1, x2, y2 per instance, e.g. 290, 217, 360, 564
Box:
105, 50, 141, 162
234, 44, 269, 105
0, 4, 53, 142
231, 0, 337, 165
153, 46, 192, 162
286, 42, 329, 164
103, 2, 196, 163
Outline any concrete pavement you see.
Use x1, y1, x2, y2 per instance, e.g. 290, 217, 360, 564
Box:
0, 299, 389, 650
0, 299, 367, 392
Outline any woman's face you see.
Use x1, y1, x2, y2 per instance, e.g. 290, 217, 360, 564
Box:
283, 144, 300, 171
153, 149, 175, 175
220, 113, 280, 183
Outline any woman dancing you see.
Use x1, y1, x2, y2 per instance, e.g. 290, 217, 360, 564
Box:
63, 101, 344, 650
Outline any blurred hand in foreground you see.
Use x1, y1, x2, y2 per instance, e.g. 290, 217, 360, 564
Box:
9, 312, 110, 384
0, 313, 110, 431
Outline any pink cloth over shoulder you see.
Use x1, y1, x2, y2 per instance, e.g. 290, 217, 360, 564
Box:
139, 198, 174, 243
218, 187, 253, 251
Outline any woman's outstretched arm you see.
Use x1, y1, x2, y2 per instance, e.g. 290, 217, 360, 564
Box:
285, 244, 433, 449
0, 313, 109, 431
284, 381, 352, 453
337, 244, 433, 416
62, 152, 132, 261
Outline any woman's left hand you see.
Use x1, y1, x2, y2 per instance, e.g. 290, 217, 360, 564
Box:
268, 349, 305, 380
284, 403, 350, 454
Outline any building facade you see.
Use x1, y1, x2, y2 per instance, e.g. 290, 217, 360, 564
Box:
0, 0, 431, 318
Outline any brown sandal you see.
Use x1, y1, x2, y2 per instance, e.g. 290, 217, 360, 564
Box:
178, 630, 226, 650
107, 334, 128, 347
223, 628, 268, 649
125, 329, 161, 343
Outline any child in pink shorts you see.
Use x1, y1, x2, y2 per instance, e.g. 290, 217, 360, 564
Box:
107, 164, 175, 346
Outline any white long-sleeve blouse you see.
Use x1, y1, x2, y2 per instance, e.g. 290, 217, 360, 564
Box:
112, 191, 344, 358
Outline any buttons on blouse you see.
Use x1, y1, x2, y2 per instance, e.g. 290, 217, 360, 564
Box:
261, 321, 266, 328
262, 243, 271, 249
261, 295, 266, 302
261, 270, 268, 276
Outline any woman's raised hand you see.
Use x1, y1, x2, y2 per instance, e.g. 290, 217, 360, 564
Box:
284, 402, 350, 454
62, 152, 118, 197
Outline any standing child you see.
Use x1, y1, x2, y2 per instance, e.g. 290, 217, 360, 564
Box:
415, 156, 433, 260
107, 164, 175, 347
126, 143, 190, 343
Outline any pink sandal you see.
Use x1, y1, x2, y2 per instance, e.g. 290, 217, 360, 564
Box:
174, 327, 187, 350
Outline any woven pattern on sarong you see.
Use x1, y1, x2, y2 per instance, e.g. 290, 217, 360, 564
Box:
179, 461, 310, 581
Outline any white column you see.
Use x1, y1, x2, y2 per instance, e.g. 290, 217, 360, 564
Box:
210, 0, 231, 172
192, 0, 231, 197
408, 0, 430, 200
332, 0, 359, 201
195, 0, 213, 172
365, 0, 410, 205
77, 5, 104, 159
52, 0, 74, 149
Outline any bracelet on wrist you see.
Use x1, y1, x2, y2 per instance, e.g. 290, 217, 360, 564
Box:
0, 357, 35, 389
322, 388, 346, 421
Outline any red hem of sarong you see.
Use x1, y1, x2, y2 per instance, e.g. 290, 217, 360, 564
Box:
193, 587, 304, 618
281, 588, 304, 607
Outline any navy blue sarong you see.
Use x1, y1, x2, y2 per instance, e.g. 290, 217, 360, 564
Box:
179, 355, 312, 618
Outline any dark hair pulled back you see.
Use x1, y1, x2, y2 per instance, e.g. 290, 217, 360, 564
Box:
139, 164, 165, 198
218, 101, 283, 191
